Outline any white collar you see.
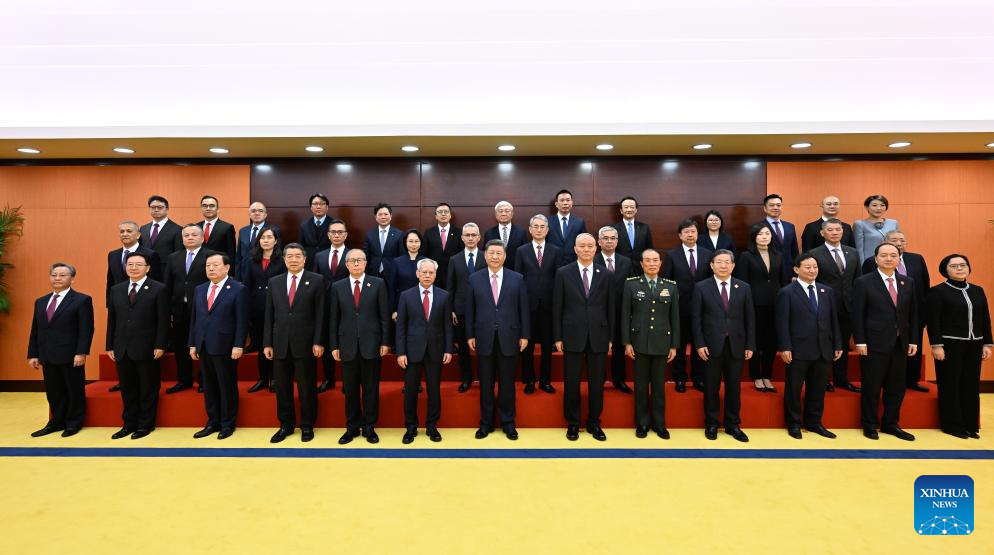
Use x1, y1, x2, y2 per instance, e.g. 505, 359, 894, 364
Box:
209, 276, 229, 289
577, 261, 594, 273
129, 277, 148, 289
186, 247, 201, 256
489, 267, 504, 278
203, 217, 218, 225
420, 285, 433, 296
878, 269, 897, 281
796, 277, 816, 288
713, 276, 732, 288
351, 273, 366, 284
152, 216, 169, 225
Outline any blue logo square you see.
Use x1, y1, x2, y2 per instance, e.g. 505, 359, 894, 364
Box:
915, 475, 974, 535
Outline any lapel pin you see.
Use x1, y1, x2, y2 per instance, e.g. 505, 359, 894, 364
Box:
734, 284, 739, 289
900, 281, 905, 286
305, 281, 309, 286
820, 288, 825, 293
143, 286, 149, 290
595, 268, 600, 273
366, 283, 371, 287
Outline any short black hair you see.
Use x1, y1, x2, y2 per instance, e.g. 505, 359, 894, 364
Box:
794, 252, 817, 268
864, 194, 889, 209
938, 253, 971, 279
435, 202, 451, 210
763, 193, 782, 205
746, 222, 779, 255
200, 195, 219, 205
484, 239, 506, 253
676, 218, 698, 234
704, 209, 724, 230
639, 248, 660, 262
283, 242, 306, 256
374, 202, 393, 215
402, 228, 423, 246
250, 227, 282, 263
206, 252, 231, 266
327, 218, 346, 229
309, 193, 330, 206
124, 251, 150, 265
874, 242, 899, 257
711, 249, 735, 263
555, 189, 573, 201
619, 196, 638, 208
147, 195, 169, 208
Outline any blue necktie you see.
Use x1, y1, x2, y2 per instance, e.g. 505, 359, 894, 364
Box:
627, 222, 635, 249
807, 284, 818, 311
185, 251, 194, 274
561, 217, 568, 240
467, 252, 475, 274
249, 226, 258, 245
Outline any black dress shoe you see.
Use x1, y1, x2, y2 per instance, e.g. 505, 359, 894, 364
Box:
693, 382, 705, 392
523, 382, 535, 395
504, 426, 519, 440
726, 427, 749, 442
613, 382, 633, 394
840, 383, 861, 393
109, 383, 121, 392
30, 424, 64, 437
268, 381, 276, 392
656, 428, 670, 440
587, 426, 607, 441
165, 382, 191, 394
705, 427, 718, 440
942, 429, 970, 439
247, 380, 266, 393
61, 428, 80, 438
111, 427, 132, 440
217, 429, 234, 440
338, 429, 359, 445
366, 429, 379, 444
402, 429, 417, 444
193, 425, 219, 439
675, 382, 687, 393
197, 384, 204, 393
475, 427, 490, 439
825, 383, 836, 392
271, 427, 294, 443
863, 428, 879, 440
966, 431, 980, 439
317, 380, 332, 393
908, 383, 930, 392
131, 428, 152, 440
765, 384, 778, 393
881, 427, 915, 441
458, 381, 472, 393
427, 428, 442, 442
787, 428, 803, 439
301, 428, 314, 442
635, 426, 649, 438
566, 426, 580, 441
805, 425, 837, 439
539, 383, 556, 394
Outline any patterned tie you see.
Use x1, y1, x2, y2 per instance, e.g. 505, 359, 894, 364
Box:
288, 275, 298, 306
536, 244, 543, 267
832, 248, 845, 272
606, 257, 614, 273
185, 251, 194, 274
150, 222, 160, 245
440, 227, 447, 250
688, 249, 697, 274
250, 226, 258, 246
582, 267, 590, 298
720, 281, 729, 310
121, 249, 130, 271
886, 277, 898, 306
423, 289, 431, 320
203, 221, 212, 244
627, 222, 635, 249
491, 273, 499, 304
807, 284, 818, 311
501, 226, 508, 246
467, 252, 475, 275
128, 283, 138, 305
46, 293, 59, 321
772, 220, 783, 243
207, 283, 219, 310
330, 249, 339, 275
897, 259, 907, 276
353, 279, 361, 308
561, 217, 568, 240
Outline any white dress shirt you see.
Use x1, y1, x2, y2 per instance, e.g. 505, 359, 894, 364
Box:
206, 276, 229, 303
286, 270, 305, 295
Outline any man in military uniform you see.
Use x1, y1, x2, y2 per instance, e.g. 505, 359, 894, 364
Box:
621, 248, 680, 439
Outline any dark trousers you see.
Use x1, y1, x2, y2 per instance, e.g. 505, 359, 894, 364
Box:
247, 322, 272, 383
633, 353, 667, 430
609, 340, 628, 384
749, 305, 776, 380
117, 357, 160, 431
935, 339, 982, 433
522, 308, 553, 385
200, 352, 239, 431
403, 358, 442, 429
859, 343, 907, 430
342, 356, 381, 431
563, 346, 606, 427
171, 313, 200, 386
905, 325, 926, 385
41, 363, 86, 429
274, 355, 317, 429
831, 310, 854, 386
783, 359, 830, 429
673, 313, 704, 385
703, 339, 743, 428
454, 316, 474, 383
477, 332, 518, 428
319, 351, 337, 386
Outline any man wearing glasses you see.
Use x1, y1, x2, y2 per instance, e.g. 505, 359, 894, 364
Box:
197, 195, 237, 261
139, 195, 183, 264
422, 202, 463, 289
299, 193, 332, 262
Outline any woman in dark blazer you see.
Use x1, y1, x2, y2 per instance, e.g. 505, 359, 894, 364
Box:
239, 228, 285, 393
733, 223, 784, 392
384, 229, 427, 320
702, 209, 736, 253
927, 253, 993, 439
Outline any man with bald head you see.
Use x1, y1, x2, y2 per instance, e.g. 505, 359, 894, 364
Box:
801, 195, 855, 251
236, 201, 280, 278
163, 225, 216, 393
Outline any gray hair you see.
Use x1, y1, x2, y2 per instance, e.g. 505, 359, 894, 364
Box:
118, 220, 140, 231
821, 217, 845, 230
417, 258, 438, 271
462, 222, 479, 232
529, 214, 549, 226
598, 225, 617, 239
50, 261, 77, 277
182, 224, 203, 236
494, 200, 513, 211
885, 229, 905, 240
712, 249, 736, 263
575, 232, 596, 244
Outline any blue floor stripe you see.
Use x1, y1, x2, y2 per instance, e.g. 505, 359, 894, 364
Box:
1, 447, 992, 460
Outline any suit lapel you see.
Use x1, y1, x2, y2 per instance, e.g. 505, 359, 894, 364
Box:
794, 282, 816, 314
48, 290, 74, 323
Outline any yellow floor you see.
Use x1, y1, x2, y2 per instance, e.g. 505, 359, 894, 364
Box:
1, 392, 992, 554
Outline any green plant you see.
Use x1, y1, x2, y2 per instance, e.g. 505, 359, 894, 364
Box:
0, 205, 25, 313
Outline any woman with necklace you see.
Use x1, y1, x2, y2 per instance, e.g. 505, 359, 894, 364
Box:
853, 194, 899, 263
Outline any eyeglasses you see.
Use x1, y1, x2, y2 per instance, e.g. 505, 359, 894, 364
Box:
311, 201, 328, 206
329, 230, 347, 235
149, 205, 167, 210
347, 258, 366, 264
947, 263, 969, 270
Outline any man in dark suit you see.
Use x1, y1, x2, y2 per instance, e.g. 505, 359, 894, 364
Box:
395, 259, 454, 443
810, 218, 862, 393
106, 252, 170, 440
662, 219, 713, 392
197, 195, 237, 261
312, 218, 350, 391
514, 214, 562, 395
188, 253, 249, 440
775, 253, 844, 440
263, 243, 326, 443
329, 249, 391, 445
801, 196, 855, 251
362, 202, 403, 276
612, 196, 654, 273
298, 193, 331, 262
108, 221, 161, 306
446, 223, 486, 392
596, 225, 636, 393
553, 233, 613, 441
236, 201, 280, 278
422, 202, 463, 289
27, 262, 95, 438
761, 193, 800, 276
860, 230, 930, 392
466, 240, 530, 440
139, 195, 183, 266
852, 242, 918, 441
546, 189, 587, 264
691, 249, 755, 442
484, 200, 528, 268
163, 225, 215, 393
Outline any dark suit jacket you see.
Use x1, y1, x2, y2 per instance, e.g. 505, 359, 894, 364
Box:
691, 277, 756, 355
861, 251, 929, 325
421, 225, 463, 288
801, 218, 855, 251
240, 257, 287, 326
662, 244, 713, 317
163, 248, 216, 320
236, 222, 280, 277
106, 245, 161, 307
298, 217, 331, 262
761, 219, 800, 270
595, 253, 634, 339
263, 271, 326, 359
106, 279, 170, 360
514, 242, 563, 312
483, 224, 529, 268
312, 247, 352, 285
362, 226, 403, 276
851, 272, 918, 353
395, 286, 455, 362
552, 263, 614, 352
546, 215, 587, 263
732, 250, 784, 307
328, 275, 390, 361
139, 219, 183, 265
811, 244, 861, 314
28, 289, 94, 365
188, 278, 249, 355
701, 232, 736, 253
612, 220, 654, 264
775, 281, 842, 360
198, 219, 237, 261
465, 268, 531, 356
446, 250, 487, 316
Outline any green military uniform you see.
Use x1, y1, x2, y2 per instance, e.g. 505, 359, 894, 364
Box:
621, 275, 680, 433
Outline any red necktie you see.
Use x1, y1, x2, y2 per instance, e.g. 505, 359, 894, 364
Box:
288, 275, 298, 306
203, 221, 212, 243
886, 277, 898, 306
353, 279, 361, 308
207, 284, 219, 310
330, 249, 339, 275
536, 244, 543, 267
423, 289, 431, 320
440, 228, 447, 250
46, 293, 60, 321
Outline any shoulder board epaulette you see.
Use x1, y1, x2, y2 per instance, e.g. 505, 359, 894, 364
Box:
626, 276, 640, 281
662, 278, 677, 284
